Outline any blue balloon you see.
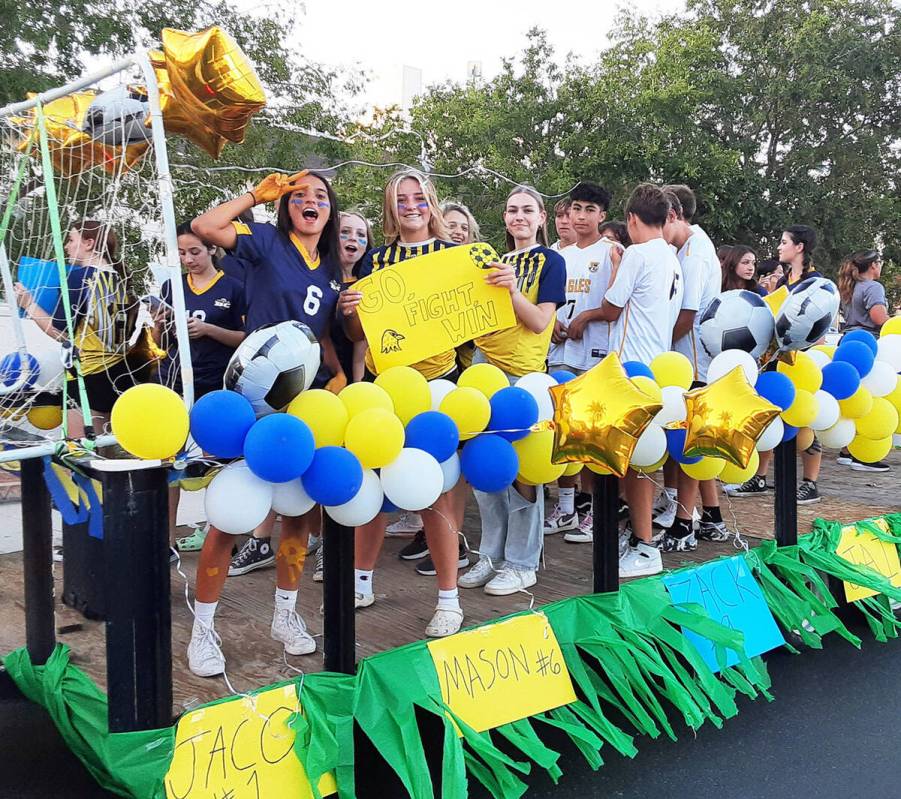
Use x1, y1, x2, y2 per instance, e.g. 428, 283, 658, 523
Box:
0, 352, 39, 388
821, 361, 861, 400
302, 446, 363, 506
833, 340, 875, 378
190, 390, 256, 458
623, 360, 654, 380
460, 435, 519, 492
381, 495, 399, 513
754, 372, 796, 411
665, 427, 702, 465
550, 370, 577, 384
781, 423, 798, 442
840, 329, 878, 355
405, 411, 460, 462
244, 414, 315, 483
487, 386, 539, 442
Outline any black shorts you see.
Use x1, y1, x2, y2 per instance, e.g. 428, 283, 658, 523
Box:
76, 360, 140, 414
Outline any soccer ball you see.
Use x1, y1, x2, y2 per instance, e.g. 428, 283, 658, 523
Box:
224, 321, 320, 416
82, 86, 151, 146
699, 290, 775, 360
774, 277, 839, 352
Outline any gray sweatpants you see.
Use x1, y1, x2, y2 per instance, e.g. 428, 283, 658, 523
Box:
472, 484, 545, 571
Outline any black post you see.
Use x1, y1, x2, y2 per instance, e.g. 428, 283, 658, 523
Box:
774, 437, 798, 547
20, 457, 55, 665
102, 466, 172, 732
322, 514, 356, 674
592, 474, 620, 593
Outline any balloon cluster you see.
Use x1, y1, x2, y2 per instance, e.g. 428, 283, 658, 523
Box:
0, 349, 66, 430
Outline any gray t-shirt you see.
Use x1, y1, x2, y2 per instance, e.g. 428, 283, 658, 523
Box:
841, 279, 887, 333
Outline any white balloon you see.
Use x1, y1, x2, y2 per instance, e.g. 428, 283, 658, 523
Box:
325, 469, 383, 527
707, 349, 758, 385
630, 423, 666, 468
807, 349, 832, 370
381, 448, 443, 511
654, 385, 687, 426
809, 390, 840, 431
439, 452, 461, 493
204, 461, 273, 535
429, 379, 457, 411
861, 360, 898, 398
755, 417, 784, 452
32, 348, 64, 392
876, 334, 901, 371
271, 479, 316, 517
513, 372, 557, 421
818, 417, 856, 450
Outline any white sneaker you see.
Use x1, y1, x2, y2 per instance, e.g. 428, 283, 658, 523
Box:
386, 512, 423, 536
312, 548, 324, 582
355, 592, 375, 609
653, 496, 677, 528
544, 504, 579, 535
271, 609, 317, 655
652, 490, 676, 515
484, 567, 537, 596
425, 606, 464, 637
458, 558, 496, 588
187, 623, 225, 678
619, 542, 663, 578
564, 511, 593, 543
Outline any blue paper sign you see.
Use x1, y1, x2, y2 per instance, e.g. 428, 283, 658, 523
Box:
16, 256, 71, 318
663, 556, 785, 672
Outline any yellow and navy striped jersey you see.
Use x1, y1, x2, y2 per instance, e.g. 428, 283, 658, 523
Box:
475, 245, 566, 377
357, 239, 458, 379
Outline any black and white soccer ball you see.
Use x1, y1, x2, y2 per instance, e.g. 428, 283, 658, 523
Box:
699, 290, 775, 360
774, 277, 839, 352
82, 86, 150, 146
224, 321, 320, 416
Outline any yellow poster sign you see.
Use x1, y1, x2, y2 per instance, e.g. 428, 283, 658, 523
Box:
355, 243, 516, 372
836, 519, 901, 602
164, 683, 337, 799
427, 613, 576, 734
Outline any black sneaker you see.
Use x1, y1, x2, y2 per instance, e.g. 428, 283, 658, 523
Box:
617, 501, 631, 524
849, 457, 891, 473
228, 536, 275, 576
661, 531, 698, 552
796, 480, 821, 505
415, 544, 470, 575
727, 474, 769, 497
698, 521, 731, 542
399, 529, 429, 560
169, 546, 179, 565
575, 491, 592, 516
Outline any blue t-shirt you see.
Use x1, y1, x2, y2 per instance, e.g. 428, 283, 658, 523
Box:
229, 220, 341, 338
161, 271, 245, 390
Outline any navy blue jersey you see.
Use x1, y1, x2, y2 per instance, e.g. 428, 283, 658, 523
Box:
229, 220, 341, 338
218, 252, 249, 283
161, 270, 245, 390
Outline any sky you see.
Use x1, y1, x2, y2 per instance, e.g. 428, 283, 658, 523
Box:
295, 0, 685, 111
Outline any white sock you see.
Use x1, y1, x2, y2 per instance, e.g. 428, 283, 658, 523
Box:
355, 569, 374, 596
437, 588, 461, 611
274, 588, 297, 613
194, 600, 217, 631
558, 487, 575, 514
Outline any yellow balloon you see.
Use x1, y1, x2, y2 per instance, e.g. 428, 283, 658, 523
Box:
781, 389, 818, 428
838, 387, 874, 420
631, 375, 663, 402
650, 351, 694, 389
339, 382, 394, 419
111, 384, 188, 459
719, 450, 760, 484
514, 429, 566, 484
880, 316, 901, 337
854, 397, 899, 440
27, 404, 62, 430
587, 462, 614, 475
374, 366, 431, 424
635, 455, 668, 474
681, 456, 726, 481
457, 363, 509, 398
885, 379, 901, 412
344, 408, 403, 468
797, 427, 816, 452
563, 462, 584, 477
440, 387, 491, 440
517, 474, 538, 487
848, 434, 893, 464
777, 351, 822, 393
812, 344, 836, 358
287, 389, 348, 447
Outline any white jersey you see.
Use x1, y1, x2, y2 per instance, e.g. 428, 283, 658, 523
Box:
547, 242, 580, 366
674, 225, 720, 381
560, 238, 616, 371
607, 237, 683, 366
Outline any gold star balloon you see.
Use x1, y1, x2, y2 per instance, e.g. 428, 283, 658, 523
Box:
549, 352, 663, 478
682, 366, 780, 468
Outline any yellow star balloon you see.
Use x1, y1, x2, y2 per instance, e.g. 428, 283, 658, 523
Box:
549, 352, 663, 478
683, 366, 780, 468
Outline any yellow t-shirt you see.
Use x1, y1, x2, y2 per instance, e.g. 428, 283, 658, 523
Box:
62, 266, 128, 375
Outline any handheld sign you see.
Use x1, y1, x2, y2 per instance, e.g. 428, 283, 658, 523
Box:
836, 519, 901, 602
355, 243, 516, 372
427, 613, 576, 734
663, 556, 784, 672
165, 683, 336, 799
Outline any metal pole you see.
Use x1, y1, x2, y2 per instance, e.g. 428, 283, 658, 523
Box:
592, 474, 620, 593
102, 466, 172, 731
21, 457, 55, 664
322, 514, 356, 674
774, 438, 798, 547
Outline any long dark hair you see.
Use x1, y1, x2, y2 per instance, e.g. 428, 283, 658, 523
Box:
784, 224, 817, 270
275, 170, 340, 276
721, 245, 758, 292
176, 221, 219, 268
837, 249, 880, 305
